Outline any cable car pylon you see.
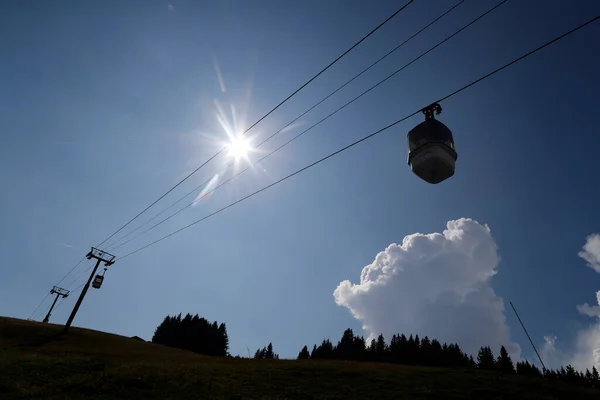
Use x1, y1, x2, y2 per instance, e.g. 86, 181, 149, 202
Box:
63, 247, 115, 334
42, 286, 70, 323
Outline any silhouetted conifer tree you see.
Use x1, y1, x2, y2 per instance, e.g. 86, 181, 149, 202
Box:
477, 346, 495, 370
375, 334, 387, 363
592, 366, 600, 387
310, 344, 317, 359
368, 338, 377, 362
312, 339, 334, 359
496, 346, 514, 374
297, 345, 310, 360
254, 348, 264, 359
335, 328, 356, 360
585, 368, 593, 385
420, 336, 432, 366
430, 339, 443, 366
468, 355, 477, 369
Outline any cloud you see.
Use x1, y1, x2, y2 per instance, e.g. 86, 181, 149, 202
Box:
60, 243, 74, 249
168, 3, 174, 11
333, 218, 521, 359
569, 325, 600, 371
577, 291, 600, 318
578, 234, 600, 274
541, 335, 557, 356
565, 235, 600, 371
539, 334, 570, 370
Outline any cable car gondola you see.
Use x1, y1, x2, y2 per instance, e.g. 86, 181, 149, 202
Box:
92, 268, 107, 289
407, 103, 457, 184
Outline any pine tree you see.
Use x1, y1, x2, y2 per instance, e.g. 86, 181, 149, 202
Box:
376, 334, 387, 362
353, 335, 367, 361
297, 345, 310, 360
407, 335, 416, 365
220, 323, 230, 356
430, 339, 443, 367
310, 344, 317, 359
388, 334, 400, 364
559, 366, 567, 378
496, 346, 515, 374
266, 342, 275, 359
368, 338, 378, 362
468, 355, 477, 369
477, 346, 495, 371
420, 336, 432, 366
397, 334, 408, 364
313, 339, 334, 359
592, 366, 600, 387
335, 328, 356, 360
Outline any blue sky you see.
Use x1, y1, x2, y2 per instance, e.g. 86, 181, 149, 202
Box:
1, 0, 600, 365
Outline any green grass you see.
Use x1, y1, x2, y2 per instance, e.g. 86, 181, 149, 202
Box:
0, 317, 595, 399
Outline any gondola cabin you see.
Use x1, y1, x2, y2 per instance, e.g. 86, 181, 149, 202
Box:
92, 274, 104, 289
407, 103, 457, 184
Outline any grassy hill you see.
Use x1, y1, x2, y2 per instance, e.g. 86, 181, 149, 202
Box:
0, 317, 596, 399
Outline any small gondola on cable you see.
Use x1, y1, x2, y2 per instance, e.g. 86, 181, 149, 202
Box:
407, 103, 457, 184
92, 267, 108, 289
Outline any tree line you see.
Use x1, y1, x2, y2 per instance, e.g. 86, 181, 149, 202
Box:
296, 328, 600, 389
151, 315, 600, 390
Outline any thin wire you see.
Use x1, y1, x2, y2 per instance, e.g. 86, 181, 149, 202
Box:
111, 0, 497, 251
119, 11, 600, 260
66, 261, 95, 288
69, 282, 86, 297
104, 0, 465, 252
27, 292, 51, 321
95, 0, 416, 249
54, 255, 86, 287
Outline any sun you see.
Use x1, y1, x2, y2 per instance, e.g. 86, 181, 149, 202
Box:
226, 135, 253, 161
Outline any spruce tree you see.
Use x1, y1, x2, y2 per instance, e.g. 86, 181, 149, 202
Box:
376, 334, 387, 362
477, 346, 495, 370
592, 366, 600, 386
297, 345, 310, 360
496, 346, 515, 373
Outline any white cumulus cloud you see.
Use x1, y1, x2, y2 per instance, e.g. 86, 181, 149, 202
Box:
539, 334, 568, 370
566, 234, 600, 371
577, 291, 600, 318
333, 218, 521, 359
578, 234, 600, 274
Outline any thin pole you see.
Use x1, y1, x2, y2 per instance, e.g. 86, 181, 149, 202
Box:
42, 293, 60, 323
63, 258, 101, 333
509, 301, 547, 372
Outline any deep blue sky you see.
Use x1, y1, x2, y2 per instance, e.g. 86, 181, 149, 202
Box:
1, 0, 600, 361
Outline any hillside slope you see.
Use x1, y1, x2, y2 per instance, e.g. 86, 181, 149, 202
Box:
0, 316, 595, 399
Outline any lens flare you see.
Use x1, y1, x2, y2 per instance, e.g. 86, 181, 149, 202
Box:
193, 173, 220, 206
